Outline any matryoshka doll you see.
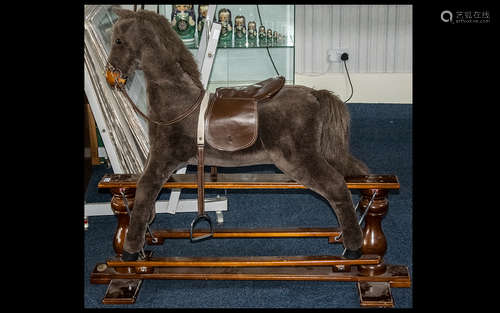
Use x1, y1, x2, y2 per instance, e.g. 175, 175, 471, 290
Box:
247, 21, 257, 47
266, 28, 273, 46
234, 15, 246, 47
197, 4, 209, 44
273, 31, 278, 46
258, 25, 266, 47
217, 8, 232, 47
171, 4, 196, 48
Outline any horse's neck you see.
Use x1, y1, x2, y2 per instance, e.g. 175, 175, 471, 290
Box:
142, 61, 204, 121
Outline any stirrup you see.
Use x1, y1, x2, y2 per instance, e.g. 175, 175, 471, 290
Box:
189, 213, 214, 242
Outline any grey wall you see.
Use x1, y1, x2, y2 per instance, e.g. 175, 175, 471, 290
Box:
295, 5, 412, 73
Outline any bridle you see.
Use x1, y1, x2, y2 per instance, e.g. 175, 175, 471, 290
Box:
105, 63, 205, 126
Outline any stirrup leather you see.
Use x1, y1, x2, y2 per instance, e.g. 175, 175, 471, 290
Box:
189, 92, 214, 242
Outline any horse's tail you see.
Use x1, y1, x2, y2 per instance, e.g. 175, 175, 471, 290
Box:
312, 89, 350, 155
312, 89, 370, 176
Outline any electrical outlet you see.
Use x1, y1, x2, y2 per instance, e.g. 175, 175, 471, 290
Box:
327, 48, 351, 63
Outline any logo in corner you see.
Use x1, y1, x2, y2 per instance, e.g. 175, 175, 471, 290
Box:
441, 9, 490, 24
441, 10, 453, 23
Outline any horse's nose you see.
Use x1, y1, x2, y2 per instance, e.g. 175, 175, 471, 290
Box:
105, 69, 127, 87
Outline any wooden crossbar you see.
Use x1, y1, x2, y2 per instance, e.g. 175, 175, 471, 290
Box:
145, 227, 344, 245
98, 173, 399, 190
107, 254, 381, 268
148, 227, 341, 239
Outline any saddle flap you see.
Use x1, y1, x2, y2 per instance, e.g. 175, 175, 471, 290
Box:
205, 97, 258, 152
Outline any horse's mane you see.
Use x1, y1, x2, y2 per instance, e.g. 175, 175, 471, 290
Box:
135, 10, 203, 89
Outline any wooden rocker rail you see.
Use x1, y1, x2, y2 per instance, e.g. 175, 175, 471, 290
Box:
91, 173, 409, 307
98, 173, 400, 190
107, 254, 382, 268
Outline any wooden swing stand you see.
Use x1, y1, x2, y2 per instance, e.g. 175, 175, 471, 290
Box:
90, 172, 411, 307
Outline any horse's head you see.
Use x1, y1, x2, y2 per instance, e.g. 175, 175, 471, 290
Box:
105, 8, 150, 88
105, 8, 202, 90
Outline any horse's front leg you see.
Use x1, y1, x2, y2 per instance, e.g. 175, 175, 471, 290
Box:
122, 154, 184, 260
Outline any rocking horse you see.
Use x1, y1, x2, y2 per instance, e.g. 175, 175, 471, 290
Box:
90, 8, 410, 307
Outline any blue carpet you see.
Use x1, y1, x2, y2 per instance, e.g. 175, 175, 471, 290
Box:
84, 102, 412, 308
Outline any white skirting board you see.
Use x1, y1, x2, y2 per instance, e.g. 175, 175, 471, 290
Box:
295, 73, 412, 104
84, 197, 228, 217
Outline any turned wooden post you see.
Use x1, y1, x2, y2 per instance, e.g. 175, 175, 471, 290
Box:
110, 187, 135, 258
358, 188, 388, 276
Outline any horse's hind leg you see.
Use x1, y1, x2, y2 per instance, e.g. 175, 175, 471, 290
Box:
122, 156, 182, 259
269, 153, 363, 258
329, 154, 370, 177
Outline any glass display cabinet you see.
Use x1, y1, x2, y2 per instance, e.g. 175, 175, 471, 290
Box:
116, 5, 295, 92
160, 4, 295, 92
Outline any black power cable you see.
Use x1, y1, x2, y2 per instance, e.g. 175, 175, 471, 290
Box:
341, 52, 354, 103
256, 5, 280, 76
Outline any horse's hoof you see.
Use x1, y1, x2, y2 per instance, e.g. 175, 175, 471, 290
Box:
343, 248, 362, 259
122, 251, 139, 261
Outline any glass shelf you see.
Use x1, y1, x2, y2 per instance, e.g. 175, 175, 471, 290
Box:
218, 45, 294, 49
189, 45, 294, 50
162, 5, 294, 46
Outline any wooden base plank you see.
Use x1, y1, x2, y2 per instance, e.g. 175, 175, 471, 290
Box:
91, 263, 410, 287
102, 279, 142, 304
107, 254, 381, 268
357, 281, 394, 308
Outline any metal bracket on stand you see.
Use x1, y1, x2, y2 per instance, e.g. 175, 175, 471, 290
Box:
166, 5, 227, 216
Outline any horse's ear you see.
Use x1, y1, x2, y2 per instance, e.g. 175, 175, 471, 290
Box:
112, 7, 135, 19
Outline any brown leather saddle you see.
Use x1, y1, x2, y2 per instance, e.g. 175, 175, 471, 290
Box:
205, 76, 285, 152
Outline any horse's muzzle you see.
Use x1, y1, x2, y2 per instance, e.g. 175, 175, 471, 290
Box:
105, 65, 127, 88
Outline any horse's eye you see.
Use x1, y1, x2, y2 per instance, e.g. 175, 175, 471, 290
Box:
115, 38, 122, 44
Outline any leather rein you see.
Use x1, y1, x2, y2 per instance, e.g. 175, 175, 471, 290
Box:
108, 66, 205, 126
119, 84, 205, 126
